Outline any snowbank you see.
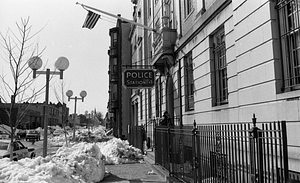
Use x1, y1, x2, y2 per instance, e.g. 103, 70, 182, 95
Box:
73, 126, 108, 143
0, 126, 144, 183
97, 138, 143, 164
0, 143, 105, 183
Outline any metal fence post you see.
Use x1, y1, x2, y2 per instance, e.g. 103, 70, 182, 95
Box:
154, 118, 157, 163
281, 121, 289, 183
168, 124, 172, 176
192, 120, 198, 182
249, 114, 263, 183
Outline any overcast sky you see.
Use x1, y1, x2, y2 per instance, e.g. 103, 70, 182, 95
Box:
0, 0, 133, 115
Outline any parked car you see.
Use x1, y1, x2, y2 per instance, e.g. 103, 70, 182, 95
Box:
0, 131, 9, 139
0, 139, 35, 160
26, 130, 40, 141
17, 130, 27, 139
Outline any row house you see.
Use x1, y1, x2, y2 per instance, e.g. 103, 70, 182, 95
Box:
107, 16, 132, 139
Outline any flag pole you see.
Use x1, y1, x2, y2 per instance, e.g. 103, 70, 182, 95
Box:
76, 2, 157, 32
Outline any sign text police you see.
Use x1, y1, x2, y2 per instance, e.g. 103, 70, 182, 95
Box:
123, 69, 155, 88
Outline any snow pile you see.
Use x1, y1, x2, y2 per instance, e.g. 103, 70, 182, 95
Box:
0, 143, 105, 183
46, 126, 144, 165
49, 128, 144, 165
54, 142, 105, 182
92, 126, 106, 137
50, 135, 69, 147
73, 127, 108, 143
0, 125, 145, 182
97, 138, 143, 164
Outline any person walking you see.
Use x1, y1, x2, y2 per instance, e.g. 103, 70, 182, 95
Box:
160, 111, 173, 126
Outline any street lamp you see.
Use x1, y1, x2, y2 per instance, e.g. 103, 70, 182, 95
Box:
28, 56, 69, 157
66, 90, 87, 139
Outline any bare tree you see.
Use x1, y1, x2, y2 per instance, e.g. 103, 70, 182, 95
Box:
53, 80, 70, 146
94, 111, 104, 126
0, 17, 46, 160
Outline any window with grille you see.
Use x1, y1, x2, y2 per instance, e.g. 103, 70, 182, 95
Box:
184, 52, 194, 111
211, 26, 228, 106
277, 0, 300, 91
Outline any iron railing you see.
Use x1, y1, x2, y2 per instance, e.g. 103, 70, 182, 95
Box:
144, 117, 181, 150
128, 125, 145, 154
155, 115, 300, 183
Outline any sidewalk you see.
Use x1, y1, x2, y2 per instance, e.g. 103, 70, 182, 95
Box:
101, 149, 182, 183
144, 150, 183, 183
101, 150, 167, 183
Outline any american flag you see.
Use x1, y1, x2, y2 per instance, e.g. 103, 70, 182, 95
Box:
82, 11, 100, 29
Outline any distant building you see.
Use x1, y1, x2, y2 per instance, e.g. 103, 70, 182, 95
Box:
107, 17, 132, 139
0, 101, 69, 129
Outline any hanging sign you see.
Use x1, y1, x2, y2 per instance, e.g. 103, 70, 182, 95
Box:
123, 69, 155, 88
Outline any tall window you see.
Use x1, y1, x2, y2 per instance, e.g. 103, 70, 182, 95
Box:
111, 58, 117, 74
111, 31, 118, 47
184, 52, 194, 111
147, 0, 151, 18
211, 26, 228, 106
155, 77, 162, 117
184, 0, 193, 18
277, 0, 300, 91
148, 34, 152, 64
153, 19, 161, 43
139, 46, 143, 66
110, 30, 118, 56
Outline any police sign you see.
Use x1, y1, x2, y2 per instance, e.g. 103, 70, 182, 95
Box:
123, 69, 155, 88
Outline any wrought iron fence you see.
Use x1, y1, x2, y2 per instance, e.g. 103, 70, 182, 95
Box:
144, 117, 181, 150
128, 125, 145, 154
154, 115, 299, 183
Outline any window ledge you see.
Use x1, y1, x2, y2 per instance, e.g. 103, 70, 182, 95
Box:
277, 90, 300, 101
212, 103, 229, 110
184, 9, 195, 22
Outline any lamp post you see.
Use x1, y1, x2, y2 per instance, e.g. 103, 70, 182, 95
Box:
66, 90, 87, 139
28, 56, 69, 157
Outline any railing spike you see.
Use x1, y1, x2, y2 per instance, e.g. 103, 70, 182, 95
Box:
252, 113, 257, 127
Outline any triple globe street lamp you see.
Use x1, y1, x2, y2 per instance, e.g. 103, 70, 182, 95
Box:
66, 90, 87, 139
28, 56, 69, 157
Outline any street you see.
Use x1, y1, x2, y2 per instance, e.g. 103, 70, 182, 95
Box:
19, 135, 61, 157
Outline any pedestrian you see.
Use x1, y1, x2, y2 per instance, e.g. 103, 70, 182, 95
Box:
160, 111, 170, 126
